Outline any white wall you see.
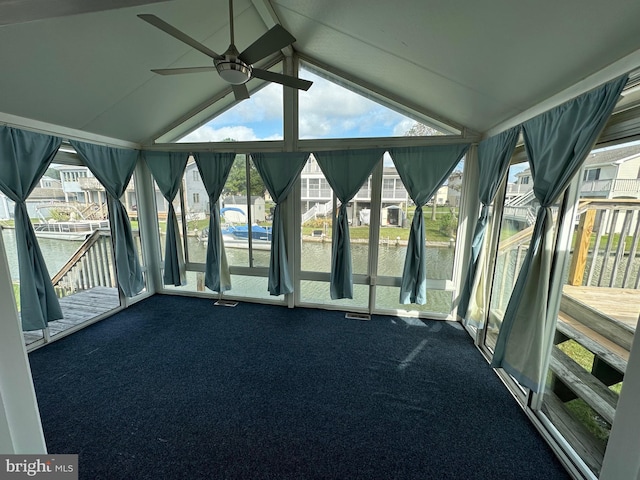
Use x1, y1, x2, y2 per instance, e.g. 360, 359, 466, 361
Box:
0, 231, 47, 454
617, 158, 640, 179
600, 315, 640, 480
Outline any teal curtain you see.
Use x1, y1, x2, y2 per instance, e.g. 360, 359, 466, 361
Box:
390, 144, 470, 304
314, 149, 384, 299
492, 75, 627, 392
0, 127, 63, 331
143, 151, 189, 286
252, 152, 309, 296
458, 127, 520, 324
194, 152, 236, 293
70, 140, 144, 297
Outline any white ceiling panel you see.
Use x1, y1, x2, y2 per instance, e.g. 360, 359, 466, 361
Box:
0, 0, 640, 143
274, 0, 640, 132
0, 0, 171, 26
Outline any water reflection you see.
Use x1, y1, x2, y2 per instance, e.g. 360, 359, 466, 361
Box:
2, 228, 457, 315
1, 228, 82, 281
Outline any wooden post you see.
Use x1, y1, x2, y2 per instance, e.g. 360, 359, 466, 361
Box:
568, 209, 596, 286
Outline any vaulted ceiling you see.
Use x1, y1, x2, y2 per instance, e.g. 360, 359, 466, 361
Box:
1, 0, 640, 146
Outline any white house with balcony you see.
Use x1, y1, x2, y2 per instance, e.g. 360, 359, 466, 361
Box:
300, 156, 453, 225
580, 143, 640, 199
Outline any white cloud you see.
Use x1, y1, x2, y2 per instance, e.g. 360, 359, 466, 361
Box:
209, 83, 283, 126
298, 69, 412, 138
179, 125, 282, 142
185, 67, 419, 140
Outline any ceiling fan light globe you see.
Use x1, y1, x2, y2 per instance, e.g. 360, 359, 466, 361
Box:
216, 60, 252, 85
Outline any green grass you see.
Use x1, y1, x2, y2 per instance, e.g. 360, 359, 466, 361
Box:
572, 232, 636, 251
557, 339, 595, 370
564, 398, 611, 442
186, 219, 210, 232
301, 207, 458, 243
301, 223, 453, 243
556, 339, 624, 442
13, 283, 20, 311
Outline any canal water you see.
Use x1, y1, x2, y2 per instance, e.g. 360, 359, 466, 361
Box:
1, 228, 455, 282
3, 227, 638, 314
2, 228, 456, 313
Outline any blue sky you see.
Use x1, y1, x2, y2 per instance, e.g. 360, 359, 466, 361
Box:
179, 68, 424, 142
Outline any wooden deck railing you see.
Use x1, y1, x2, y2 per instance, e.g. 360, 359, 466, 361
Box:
52, 229, 116, 298
568, 199, 640, 289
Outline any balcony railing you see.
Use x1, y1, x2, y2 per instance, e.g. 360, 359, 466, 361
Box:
568, 198, 640, 289
581, 178, 640, 196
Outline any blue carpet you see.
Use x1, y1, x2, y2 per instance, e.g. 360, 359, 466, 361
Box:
29, 294, 570, 479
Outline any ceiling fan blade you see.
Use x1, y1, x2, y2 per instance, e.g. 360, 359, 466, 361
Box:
238, 24, 296, 65
151, 66, 218, 75
138, 14, 223, 60
252, 69, 313, 91
232, 84, 250, 101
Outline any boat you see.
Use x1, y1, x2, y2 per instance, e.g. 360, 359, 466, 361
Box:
198, 207, 273, 250
32, 220, 109, 241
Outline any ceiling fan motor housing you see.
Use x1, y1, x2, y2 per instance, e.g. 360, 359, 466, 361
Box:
215, 46, 252, 85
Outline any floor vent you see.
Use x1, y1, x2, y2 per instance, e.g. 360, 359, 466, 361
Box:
215, 299, 239, 307
345, 312, 371, 321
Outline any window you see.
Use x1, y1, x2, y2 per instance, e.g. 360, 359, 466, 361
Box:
375, 158, 463, 316
584, 168, 601, 181
382, 178, 395, 199
193, 192, 200, 204
218, 154, 272, 269
193, 170, 199, 182
10, 158, 123, 347
538, 143, 640, 477
178, 81, 283, 142
298, 62, 457, 140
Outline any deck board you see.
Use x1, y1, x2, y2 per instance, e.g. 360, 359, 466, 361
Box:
556, 316, 628, 373
557, 314, 630, 365
24, 287, 120, 346
562, 285, 640, 330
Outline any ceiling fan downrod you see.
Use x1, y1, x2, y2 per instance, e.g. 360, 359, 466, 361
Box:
228, 0, 235, 48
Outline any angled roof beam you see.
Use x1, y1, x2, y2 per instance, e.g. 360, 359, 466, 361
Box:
250, 0, 293, 57
0, 112, 140, 149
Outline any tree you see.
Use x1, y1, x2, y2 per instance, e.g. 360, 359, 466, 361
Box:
403, 122, 440, 137
216, 138, 266, 198
223, 155, 266, 198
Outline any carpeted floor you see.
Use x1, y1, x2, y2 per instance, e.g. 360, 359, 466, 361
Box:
29, 294, 571, 479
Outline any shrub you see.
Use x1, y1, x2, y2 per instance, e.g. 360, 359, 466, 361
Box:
438, 212, 458, 238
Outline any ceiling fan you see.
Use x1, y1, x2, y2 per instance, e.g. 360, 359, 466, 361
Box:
138, 0, 312, 101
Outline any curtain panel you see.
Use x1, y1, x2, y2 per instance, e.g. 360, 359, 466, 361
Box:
0, 127, 63, 330
70, 140, 144, 297
390, 144, 470, 305
314, 149, 384, 299
194, 152, 236, 293
143, 151, 189, 286
491, 75, 628, 393
252, 152, 309, 296
458, 126, 520, 326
